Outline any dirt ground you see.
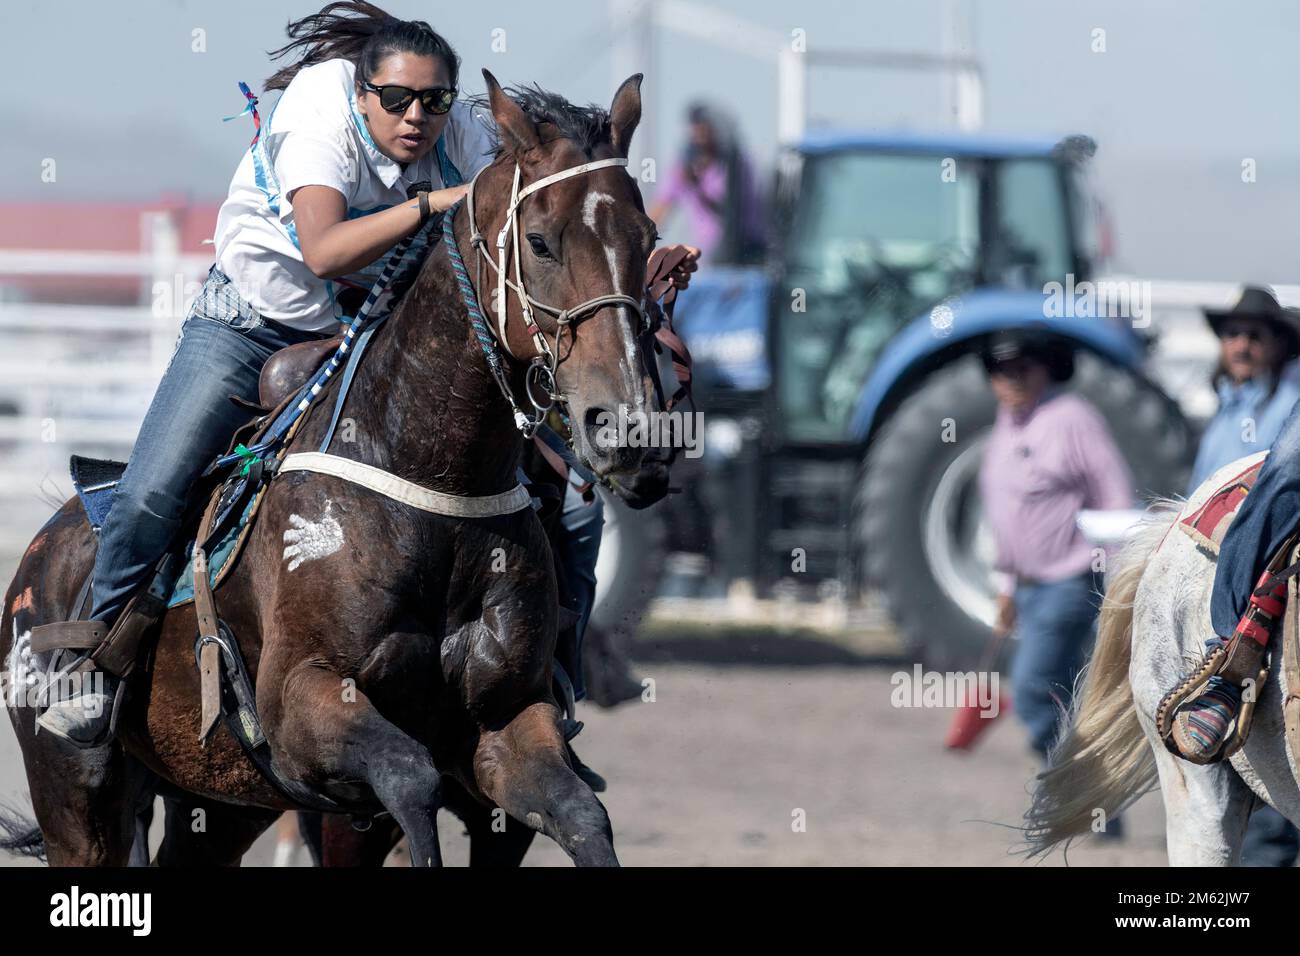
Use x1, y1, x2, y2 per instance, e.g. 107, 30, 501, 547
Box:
1, 653, 1169, 866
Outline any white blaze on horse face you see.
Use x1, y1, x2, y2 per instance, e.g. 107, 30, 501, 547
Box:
582, 190, 642, 406
283, 499, 344, 572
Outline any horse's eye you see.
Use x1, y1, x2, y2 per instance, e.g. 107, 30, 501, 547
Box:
527, 233, 553, 259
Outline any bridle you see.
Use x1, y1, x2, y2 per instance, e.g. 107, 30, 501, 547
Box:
460, 155, 649, 431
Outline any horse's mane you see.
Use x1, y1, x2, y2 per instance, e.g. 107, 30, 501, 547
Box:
470, 85, 613, 157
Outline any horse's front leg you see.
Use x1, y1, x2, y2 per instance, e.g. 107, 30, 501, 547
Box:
261, 660, 444, 867
455, 608, 617, 867
472, 698, 617, 866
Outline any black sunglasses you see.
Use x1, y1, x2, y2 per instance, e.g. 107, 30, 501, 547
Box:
362, 82, 456, 115
1220, 323, 1267, 344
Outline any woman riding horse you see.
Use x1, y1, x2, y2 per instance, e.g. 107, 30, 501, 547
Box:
36, 0, 700, 786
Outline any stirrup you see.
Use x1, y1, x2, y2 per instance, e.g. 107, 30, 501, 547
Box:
552, 662, 578, 724
1156, 643, 1267, 765
28, 589, 165, 749
1158, 562, 1291, 763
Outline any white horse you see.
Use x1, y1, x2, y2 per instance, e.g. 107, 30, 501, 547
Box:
1027, 452, 1300, 865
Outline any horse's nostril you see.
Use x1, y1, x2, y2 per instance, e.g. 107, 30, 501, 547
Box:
583, 406, 613, 453
581, 405, 644, 470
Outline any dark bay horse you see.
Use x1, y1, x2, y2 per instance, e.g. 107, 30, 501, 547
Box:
0, 69, 667, 867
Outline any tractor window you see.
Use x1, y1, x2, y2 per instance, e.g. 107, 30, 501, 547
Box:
776, 152, 980, 443
988, 159, 1073, 288
785, 152, 980, 282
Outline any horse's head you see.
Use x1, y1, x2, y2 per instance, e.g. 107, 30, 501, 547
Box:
468, 69, 670, 508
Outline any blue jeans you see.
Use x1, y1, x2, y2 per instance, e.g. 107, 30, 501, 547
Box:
1211, 398, 1300, 637
1010, 570, 1103, 758
90, 266, 330, 624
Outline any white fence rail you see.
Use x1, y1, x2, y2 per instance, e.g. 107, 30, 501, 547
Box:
0, 217, 208, 574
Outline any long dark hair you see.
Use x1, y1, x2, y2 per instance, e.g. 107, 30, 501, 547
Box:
264, 1, 460, 93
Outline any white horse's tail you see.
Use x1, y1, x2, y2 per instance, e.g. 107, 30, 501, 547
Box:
1024, 500, 1182, 855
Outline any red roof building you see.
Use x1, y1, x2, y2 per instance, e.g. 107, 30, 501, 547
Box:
0, 194, 221, 304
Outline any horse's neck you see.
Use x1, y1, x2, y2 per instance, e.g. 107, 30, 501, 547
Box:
335, 245, 525, 496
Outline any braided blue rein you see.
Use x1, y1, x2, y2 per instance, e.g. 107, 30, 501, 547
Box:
442, 200, 535, 434
443, 201, 504, 375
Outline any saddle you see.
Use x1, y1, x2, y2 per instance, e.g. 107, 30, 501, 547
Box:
1157, 453, 1300, 764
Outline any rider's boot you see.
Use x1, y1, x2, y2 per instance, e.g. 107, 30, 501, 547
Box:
31, 582, 168, 749
35, 665, 119, 748
1171, 675, 1242, 761
1170, 570, 1286, 761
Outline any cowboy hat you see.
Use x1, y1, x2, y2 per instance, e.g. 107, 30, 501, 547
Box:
1205, 285, 1300, 360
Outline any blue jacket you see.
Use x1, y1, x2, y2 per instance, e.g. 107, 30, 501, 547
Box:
1189, 370, 1300, 494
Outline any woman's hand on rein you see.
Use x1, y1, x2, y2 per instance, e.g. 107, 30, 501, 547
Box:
659, 244, 701, 290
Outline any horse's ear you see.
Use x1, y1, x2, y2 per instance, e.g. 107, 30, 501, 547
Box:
483, 68, 540, 157
609, 73, 643, 158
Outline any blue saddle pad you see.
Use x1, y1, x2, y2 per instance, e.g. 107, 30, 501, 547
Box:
69, 455, 256, 608
70, 454, 126, 531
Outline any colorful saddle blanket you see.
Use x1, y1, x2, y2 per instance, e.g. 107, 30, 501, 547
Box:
1177, 452, 1267, 555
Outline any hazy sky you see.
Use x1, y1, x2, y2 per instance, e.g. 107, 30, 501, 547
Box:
2, 0, 1297, 281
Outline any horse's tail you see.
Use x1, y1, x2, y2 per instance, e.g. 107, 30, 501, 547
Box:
1024, 499, 1181, 855
0, 801, 45, 862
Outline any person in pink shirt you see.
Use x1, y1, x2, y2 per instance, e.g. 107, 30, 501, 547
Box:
649, 102, 766, 265
977, 330, 1134, 760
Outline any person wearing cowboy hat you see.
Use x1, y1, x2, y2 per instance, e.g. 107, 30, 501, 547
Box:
1188, 285, 1300, 491
977, 328, 1134, 761
1171, 286, 1300, 862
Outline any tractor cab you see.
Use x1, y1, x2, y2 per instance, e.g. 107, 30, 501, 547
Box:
770, 130, 1101, 445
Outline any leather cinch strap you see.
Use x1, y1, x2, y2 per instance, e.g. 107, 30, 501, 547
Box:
278, 452, 532, 518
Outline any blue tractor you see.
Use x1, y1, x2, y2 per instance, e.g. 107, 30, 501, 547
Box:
592, 129, 1192, 668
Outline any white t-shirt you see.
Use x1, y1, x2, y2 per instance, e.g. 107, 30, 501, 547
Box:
213, 58, 497, 332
